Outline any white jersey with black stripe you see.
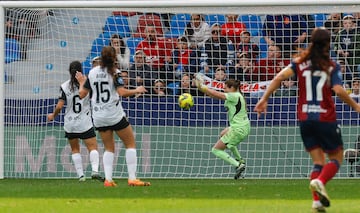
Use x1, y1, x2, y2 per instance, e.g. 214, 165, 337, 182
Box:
60, 80, 93, 133
86, 66, 125, 127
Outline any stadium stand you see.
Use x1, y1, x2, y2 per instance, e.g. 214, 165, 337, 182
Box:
165, 13, 191, 38
4, 9, 109, 99
81, 55, 93, 75
312, 13, 328, 27
204, 14, 227, 27
5, 38, 21, 64
126, 36, 144, 63
127, 14, 143, 33
103, 15, 131, 38
238, 14, 263, 36
133, 14, 164, 38
90, 32, 111, 56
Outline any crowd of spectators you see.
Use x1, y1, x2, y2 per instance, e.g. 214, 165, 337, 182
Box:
93, 12, 360, 98
8, 9, 360, 98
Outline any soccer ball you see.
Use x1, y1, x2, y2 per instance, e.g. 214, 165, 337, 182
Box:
178, 93, 194, 110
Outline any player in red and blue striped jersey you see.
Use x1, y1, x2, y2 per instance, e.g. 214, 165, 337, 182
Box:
254, 27, 360, 212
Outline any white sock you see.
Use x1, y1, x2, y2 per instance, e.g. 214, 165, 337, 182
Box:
72, 153, 84, 178
103, 151, 114, 181
89, 150, 99, 174
312, 200, 323, 208
126, 148, 137, 180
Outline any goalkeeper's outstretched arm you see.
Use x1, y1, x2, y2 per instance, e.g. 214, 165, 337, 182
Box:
194, 73, 226, 100
200, 85, 226, 100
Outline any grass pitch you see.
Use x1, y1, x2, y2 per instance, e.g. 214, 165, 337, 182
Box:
0, 179, 359, 213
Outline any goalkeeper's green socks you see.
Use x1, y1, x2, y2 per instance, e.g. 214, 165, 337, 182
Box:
229, 146, 243, 163
211, 148, 239, 167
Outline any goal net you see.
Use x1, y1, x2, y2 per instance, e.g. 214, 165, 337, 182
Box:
2, 0, 360, 179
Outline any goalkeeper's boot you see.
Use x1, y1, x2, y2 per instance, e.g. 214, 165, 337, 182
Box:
310, 179, 330, 207
104, 180, 117, 187
312, 201, 326, 213
128, 179, 151, 186
91, 172, 105, 182
78, 175, 86, 182
234, 162, 246, 179
79, 175, 86, 182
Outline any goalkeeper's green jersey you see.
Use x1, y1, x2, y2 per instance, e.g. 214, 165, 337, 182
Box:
224, 92, 250, 129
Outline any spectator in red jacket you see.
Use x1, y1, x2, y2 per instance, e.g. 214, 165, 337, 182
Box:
136, 25, 172, 79
252, 44, 290, 81
221, 14, 247, 46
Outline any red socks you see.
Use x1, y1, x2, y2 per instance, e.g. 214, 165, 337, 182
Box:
318, 160, 340, 185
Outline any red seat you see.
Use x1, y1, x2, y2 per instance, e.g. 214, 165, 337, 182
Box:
133, 14, 163, 38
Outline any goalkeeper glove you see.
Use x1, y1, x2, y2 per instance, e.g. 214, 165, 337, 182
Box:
195, 79, 208, 92
194, 73, 208, 92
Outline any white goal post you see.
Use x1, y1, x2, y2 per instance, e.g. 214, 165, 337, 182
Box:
1, 0, 360, 179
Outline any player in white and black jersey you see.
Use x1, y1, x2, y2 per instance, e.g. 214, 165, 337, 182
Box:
76, 46, 151, 187
47, 61, 104, 182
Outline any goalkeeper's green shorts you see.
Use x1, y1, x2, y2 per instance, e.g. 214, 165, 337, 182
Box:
221, 125, 250, 149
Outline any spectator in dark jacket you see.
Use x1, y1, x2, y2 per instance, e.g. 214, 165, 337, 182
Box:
201, 23, 230, 78
128, 50, 157, 94
166, 36, 200, 81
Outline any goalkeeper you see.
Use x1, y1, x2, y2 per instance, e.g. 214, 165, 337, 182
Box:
194, 74, 250, 179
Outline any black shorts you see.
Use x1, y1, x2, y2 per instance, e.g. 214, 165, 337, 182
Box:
96, 117, 130, 132
65, 127, 96, 140
300, 120, 343, 153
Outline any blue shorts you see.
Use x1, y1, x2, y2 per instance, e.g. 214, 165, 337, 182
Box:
300, 120, 343, 153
